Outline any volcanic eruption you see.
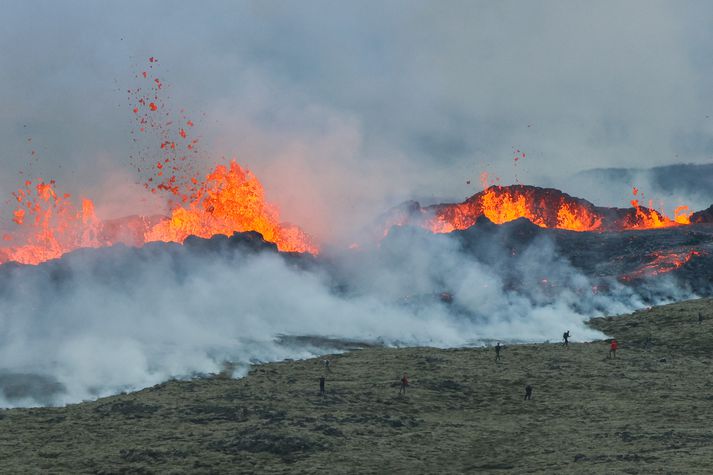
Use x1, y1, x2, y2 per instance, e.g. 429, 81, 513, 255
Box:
1, 57, 713, 412
0, 59, 317, 266
1, 58, 712, 289
381, 184, 698, 236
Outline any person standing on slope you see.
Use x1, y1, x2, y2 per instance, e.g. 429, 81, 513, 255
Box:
399, 373, 409, 395
524, 384, 533, 400
609, 339, 618, 358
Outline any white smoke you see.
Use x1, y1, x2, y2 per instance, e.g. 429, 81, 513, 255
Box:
0, 226, 687, 408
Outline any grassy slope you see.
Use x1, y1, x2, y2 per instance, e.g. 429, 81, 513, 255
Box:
1, 298, 713, 474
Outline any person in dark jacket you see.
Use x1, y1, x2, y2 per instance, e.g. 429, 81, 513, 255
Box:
495, 342, 502, 362
319, 376, 325, 396
399, 373, 409, 395
563, 330, 570, 347
524, 384, 533, 400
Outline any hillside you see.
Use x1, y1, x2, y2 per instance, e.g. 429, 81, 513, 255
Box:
566, 163, 713, 211
1, 298, 712, 473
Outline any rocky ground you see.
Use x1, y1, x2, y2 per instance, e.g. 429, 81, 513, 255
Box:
1, 298, 712, 473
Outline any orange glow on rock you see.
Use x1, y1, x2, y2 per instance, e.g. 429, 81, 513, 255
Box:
145, 160, 316, 254
389, 184, 694, 237
0, 160, 317, 265
622, 249, 704, 281
627, 199, 677, 229
425, 185, 603, 233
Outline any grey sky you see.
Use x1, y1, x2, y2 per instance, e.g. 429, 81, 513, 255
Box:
1, 1, 712, 241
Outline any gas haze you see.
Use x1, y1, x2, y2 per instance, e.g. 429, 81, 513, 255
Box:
1, 1, 713, 242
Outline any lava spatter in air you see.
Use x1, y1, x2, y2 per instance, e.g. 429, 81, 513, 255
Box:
0, 58, 317, 264
127, 58, 317, 253
127, 56, 203, 204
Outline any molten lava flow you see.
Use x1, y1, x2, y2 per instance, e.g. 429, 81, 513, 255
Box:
145, 160, 317, 254
621, 249, 704, 281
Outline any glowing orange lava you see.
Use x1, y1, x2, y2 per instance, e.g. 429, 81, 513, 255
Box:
423, 185, 604, 234
0, 160, 317, 265
145, 160, 317, 254
0, 58, 318, 265
0, 179, 102, 265
621, 249, 704, 281
412, 185, 693, 235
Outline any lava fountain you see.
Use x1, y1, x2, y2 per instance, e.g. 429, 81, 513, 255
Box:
0, 58, 317, 265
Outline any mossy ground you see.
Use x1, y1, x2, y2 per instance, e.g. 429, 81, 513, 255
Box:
1, 298, 712, 473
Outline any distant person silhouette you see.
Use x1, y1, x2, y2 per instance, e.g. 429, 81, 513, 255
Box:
495, 342, 502, 362
643, 334, 652, 349
399, 373, 409, 395
609, 339, 618, 358
524, 384, 533, 400
699, 312, 704, 324
323, 359, 331, 372
319, 376, 325, 396
563, 330, 570, 347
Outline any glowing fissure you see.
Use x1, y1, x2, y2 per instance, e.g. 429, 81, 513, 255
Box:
621, 249, 704, 281
0, 161, 316, 265
417, 185, 691, 235
0, 59, 699, 267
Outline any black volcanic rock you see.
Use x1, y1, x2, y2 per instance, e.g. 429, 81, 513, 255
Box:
183, 231, 279, 255
692, 204, 713, 224
0, 231, 289, 295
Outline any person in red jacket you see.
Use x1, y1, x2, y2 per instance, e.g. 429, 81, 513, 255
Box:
399, 372, 409, 395
609, 339, 618, 358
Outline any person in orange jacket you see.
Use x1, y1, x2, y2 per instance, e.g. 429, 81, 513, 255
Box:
609, 339, 618, 358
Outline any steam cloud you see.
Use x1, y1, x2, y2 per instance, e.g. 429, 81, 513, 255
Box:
0, 229, 688, 408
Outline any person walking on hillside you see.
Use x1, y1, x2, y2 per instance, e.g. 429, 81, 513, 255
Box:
524, 384, 533, 400
563, 330, 570, 347
609, 339, 618, 358
319, 376, 325, 396
495, 342, 502, 362
699, 311, 704, 324
399, 372, 409, 395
